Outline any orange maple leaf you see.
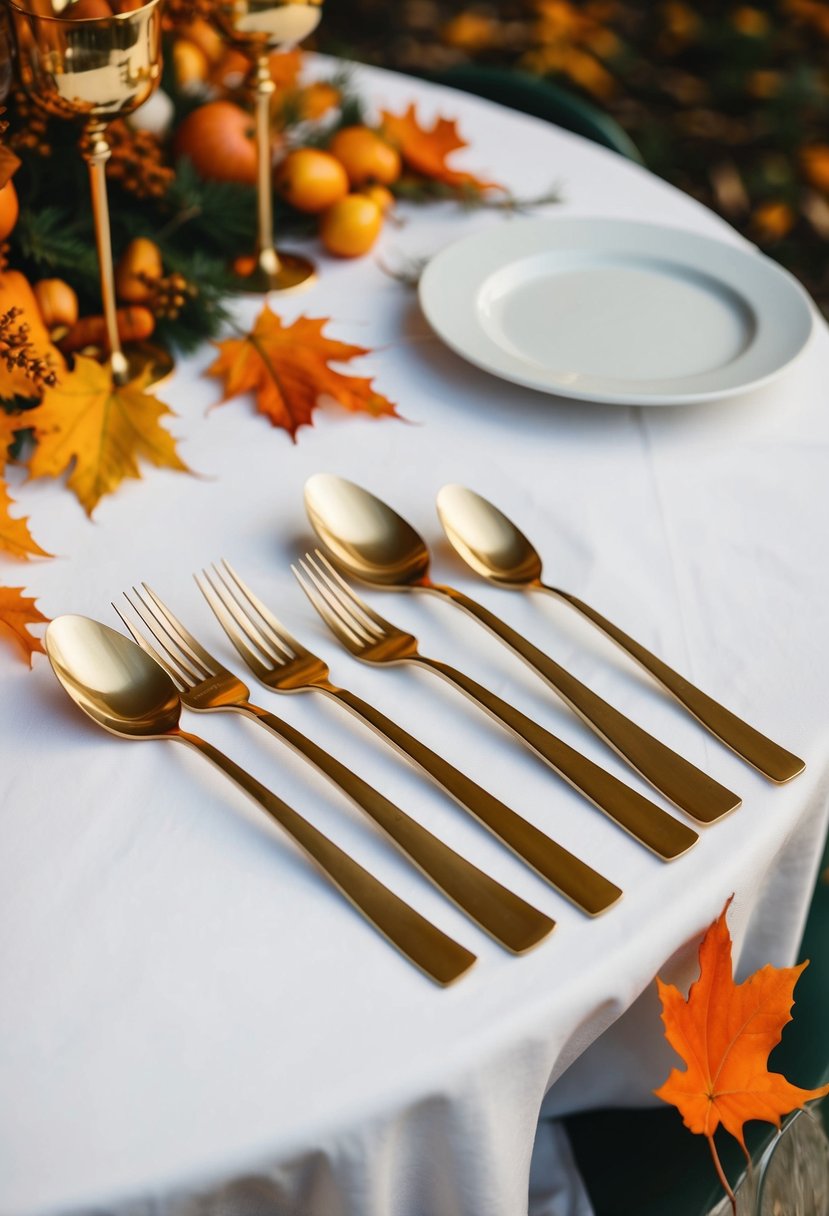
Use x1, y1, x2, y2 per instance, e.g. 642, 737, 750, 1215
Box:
380, 103, 500, 191
269, 48, 303, 92
0, 585, 48, 665
207, 306, 399, 441
26, 355, 190, 517
0, 478, 50, 559
656, 897, 829, 1204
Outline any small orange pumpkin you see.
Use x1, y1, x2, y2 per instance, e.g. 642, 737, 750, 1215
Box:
115, 237, 163, 303
32, 279, 79, 332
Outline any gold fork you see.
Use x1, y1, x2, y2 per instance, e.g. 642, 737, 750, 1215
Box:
116, 585, 555, 954
196, 561, 623, 916
294, 552, 701, 862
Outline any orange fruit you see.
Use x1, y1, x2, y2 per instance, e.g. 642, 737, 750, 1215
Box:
232, 254, 258, 279
276, 148, 349, 214
360, 183, 395, 214
0, 180, 19, 241
328, 126, 401, 187
297, 81, 340, 121
174, 100, 258, 185
180, 18, 224, 64
65, 0, 113, 17
32, 279, 79, 330
319, 194, 383, 257
172, 39, 208, 88
212, 48, 250, 90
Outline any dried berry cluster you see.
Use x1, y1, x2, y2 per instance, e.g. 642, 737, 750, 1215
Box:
0, 307, 57, 389
101, 122, 175, 202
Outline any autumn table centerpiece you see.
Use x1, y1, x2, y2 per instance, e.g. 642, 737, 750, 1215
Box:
0, 10, 518, 663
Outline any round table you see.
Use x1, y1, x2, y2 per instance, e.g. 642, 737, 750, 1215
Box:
2, 58, 828, 1216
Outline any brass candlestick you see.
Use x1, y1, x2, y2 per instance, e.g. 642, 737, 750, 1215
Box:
5, 0, 172, 386
212, 0, 323, 293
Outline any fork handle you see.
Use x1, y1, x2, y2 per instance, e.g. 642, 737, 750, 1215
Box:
548, 587, 805, 783
325, 686, 622, 916
175, 730, 476, 985
429, 584, 740, 823
240, 704, 555, 953
417, 657, 698, 860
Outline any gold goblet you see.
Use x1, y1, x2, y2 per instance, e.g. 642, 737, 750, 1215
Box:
5, 0, 171, 386
212, 0, 322, 293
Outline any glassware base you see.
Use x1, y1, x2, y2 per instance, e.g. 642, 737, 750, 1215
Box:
232, 252, 317, 294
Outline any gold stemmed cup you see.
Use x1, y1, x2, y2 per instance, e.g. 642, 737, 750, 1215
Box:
211, 0, 322, 293
5, 0, 171, 386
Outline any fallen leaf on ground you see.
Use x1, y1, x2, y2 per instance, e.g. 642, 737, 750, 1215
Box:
655, 897, 829, 1207
380, 103, 500, 190
207, 306, 399, 440
0, 479, 50, 559
27, 355, 190, 517
0, 585, 48, 665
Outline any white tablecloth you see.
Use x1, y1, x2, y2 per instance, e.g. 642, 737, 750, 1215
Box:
2, 59, 828, 1216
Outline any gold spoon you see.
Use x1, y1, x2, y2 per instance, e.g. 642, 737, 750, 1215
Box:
436, 484, 805, 785
44, 615, 477, 986
304, 474, 740, 824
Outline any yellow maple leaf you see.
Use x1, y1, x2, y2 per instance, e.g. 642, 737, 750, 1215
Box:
207, 306, 399, 441
0, 478, 50, 559
0, 585, 48, 666
27, 355, 190, 517
380, 103, 500, 191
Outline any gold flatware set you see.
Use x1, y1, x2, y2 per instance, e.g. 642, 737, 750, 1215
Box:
45, 477, 805, 986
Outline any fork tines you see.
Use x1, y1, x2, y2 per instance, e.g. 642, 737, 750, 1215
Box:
293, 551, 394, 651
196, 561, 303, 678
116, 584, 220, 692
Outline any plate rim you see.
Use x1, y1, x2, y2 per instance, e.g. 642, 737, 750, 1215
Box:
418, 216, 815, 406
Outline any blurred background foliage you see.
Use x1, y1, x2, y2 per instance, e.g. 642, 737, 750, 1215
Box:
319, 0, 829, 317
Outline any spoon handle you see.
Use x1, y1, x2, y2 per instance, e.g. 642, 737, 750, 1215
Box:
417, 656, 698, 861
429, 584, 740, 823
239, 703, 555, 954
546, 588, 805, 784
325, 686, 622, 916
175, 729, 476, 986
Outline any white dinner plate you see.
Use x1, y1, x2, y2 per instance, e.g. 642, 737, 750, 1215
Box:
418, 217, 814, 406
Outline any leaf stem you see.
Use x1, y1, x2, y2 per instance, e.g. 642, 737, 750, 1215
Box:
707, 1134, 736, 1215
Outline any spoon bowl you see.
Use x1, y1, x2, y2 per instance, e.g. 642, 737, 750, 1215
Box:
436, 485, 543, 587
45, 615, 181, 739
304, 473, 431, 587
